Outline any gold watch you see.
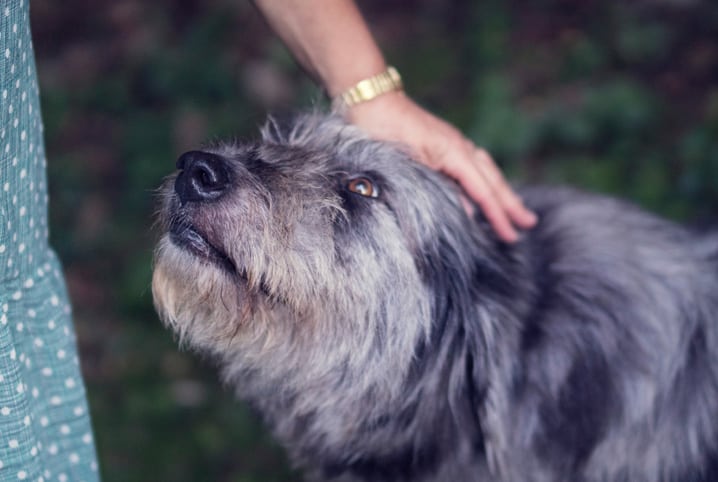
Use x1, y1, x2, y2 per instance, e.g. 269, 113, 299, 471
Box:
332, 66, 403, 110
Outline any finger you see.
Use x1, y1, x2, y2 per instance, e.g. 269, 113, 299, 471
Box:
473, 148, 538, 229
443, 155, 519, 243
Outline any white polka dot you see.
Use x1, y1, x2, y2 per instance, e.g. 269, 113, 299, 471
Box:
82, 433, 92, 444
4, 49, 9, 59
11, 291, 22, 300
41, 367, 52, 376
60, 424, 70, 435
23, 278, 33, 288
48, 444, 58, 455
58, 475, 67, 482
47, 320, 56, 330
31, 387, 39, 398
9, 349, 15, 360
69, 453, 79, 464
50, 295, 59, 306
1, 314, 7, 325
17, 470, 27, 480
0, 245, 5, 253
19, 206, 26, 216
0, 460, 3, 469
18, 243, 25, 253
24, 416, 30, 426
16, 383, 24, 394
57, 349, 66, 359
27, 308, 36, 317
34, 338, 43, 347
8, 439, 19, 449
50, 396, 62, 406
30, 446, 37, 456
65, 378, 75, 389
1, 407, 9, 415
19, 168, 26, 178
16, 322, 23, 332
40, 416, 48, 427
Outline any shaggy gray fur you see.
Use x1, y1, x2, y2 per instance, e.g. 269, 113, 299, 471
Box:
152, 113, 718, 481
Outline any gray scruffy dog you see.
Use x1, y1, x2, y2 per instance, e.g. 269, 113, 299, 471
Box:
152, 113, 718, 481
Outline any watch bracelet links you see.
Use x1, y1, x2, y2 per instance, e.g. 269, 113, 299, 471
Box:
332, 66, 403, 110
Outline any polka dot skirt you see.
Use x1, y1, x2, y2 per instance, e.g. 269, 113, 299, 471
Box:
1, 1, 100, 480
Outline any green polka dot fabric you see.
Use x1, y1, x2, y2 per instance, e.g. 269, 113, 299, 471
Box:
1, 1, 100, 481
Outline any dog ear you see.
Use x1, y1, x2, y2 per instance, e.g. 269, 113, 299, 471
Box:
261, 110, 309, 144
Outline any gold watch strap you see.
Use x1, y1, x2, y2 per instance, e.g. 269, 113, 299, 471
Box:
332, 66, 403, 109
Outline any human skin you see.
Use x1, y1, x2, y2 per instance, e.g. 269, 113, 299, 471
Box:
253, 0, 537, 242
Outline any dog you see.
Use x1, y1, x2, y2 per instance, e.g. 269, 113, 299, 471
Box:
152, 113, 718, 481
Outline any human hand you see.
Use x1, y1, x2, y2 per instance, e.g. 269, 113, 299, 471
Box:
344, 91, 538, 243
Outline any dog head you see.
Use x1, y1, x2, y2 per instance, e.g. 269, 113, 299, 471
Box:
152, 113, 499, 408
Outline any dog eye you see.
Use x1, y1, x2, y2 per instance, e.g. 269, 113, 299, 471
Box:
347, 177, 379, 198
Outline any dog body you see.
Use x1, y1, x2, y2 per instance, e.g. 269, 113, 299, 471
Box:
152, 114, 718, 481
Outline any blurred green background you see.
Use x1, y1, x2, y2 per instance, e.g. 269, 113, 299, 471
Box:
29, 0, 718, 480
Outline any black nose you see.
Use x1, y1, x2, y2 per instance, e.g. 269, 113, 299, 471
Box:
174, 151, 230, 204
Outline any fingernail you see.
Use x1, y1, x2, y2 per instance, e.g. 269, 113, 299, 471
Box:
526, 211, 538, 225
504, 229, 519, 243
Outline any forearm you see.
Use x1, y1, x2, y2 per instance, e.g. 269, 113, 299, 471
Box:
253, 0, 387, 96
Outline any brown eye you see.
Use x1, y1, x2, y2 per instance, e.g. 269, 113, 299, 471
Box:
347, 177, 379, 198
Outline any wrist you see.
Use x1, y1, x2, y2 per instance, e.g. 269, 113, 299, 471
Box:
322, 59, 388, 97
343, 90, 418, 135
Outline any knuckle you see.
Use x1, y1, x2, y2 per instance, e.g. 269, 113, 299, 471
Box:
503, 191, 524, 208
475, 146, 489, 157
